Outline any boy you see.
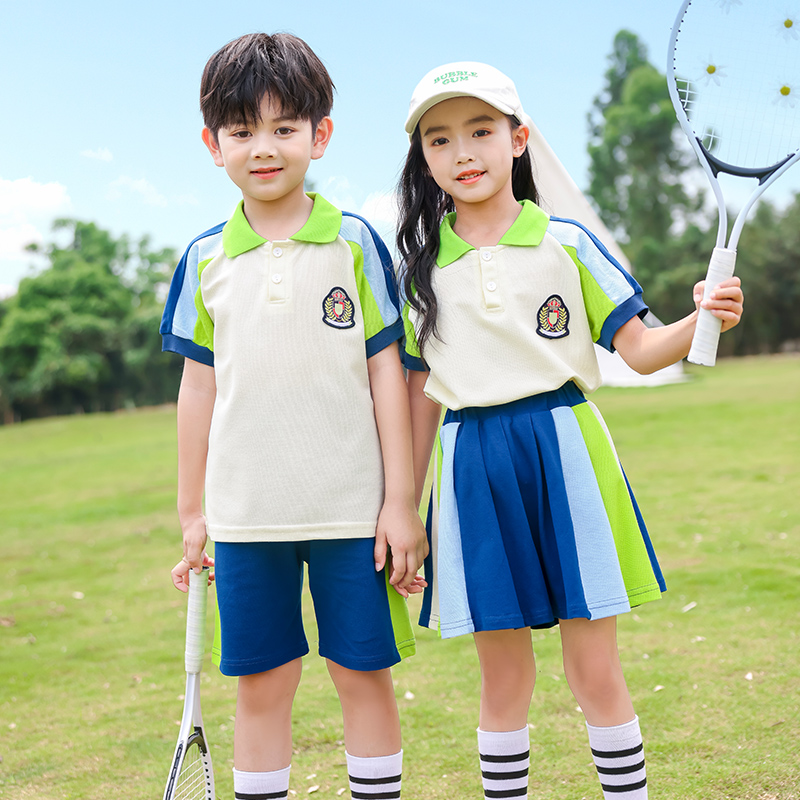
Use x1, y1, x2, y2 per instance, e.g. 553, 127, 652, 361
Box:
160, 33, 427, 800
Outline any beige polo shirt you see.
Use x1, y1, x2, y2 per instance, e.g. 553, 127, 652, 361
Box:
402, 201, 647, 409
161, 194, 403, 542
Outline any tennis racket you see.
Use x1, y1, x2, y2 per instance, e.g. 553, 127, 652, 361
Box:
667, 0, 800, 365
163, 566, 215, 800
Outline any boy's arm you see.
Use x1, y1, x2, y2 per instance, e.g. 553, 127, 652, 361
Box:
407, 368, 442, 509
367, 344, 429, 597
171, 357, 217, 592
612, 277, 744, 374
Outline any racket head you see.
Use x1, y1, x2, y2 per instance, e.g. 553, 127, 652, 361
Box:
164, 729, 215, 800
668, 0, 800, 177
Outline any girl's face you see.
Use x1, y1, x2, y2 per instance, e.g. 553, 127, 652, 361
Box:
419, 96, 528, 210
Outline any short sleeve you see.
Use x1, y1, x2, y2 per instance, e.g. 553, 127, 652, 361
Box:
396, 265, 428, 372
340, 213, 404, 358
548, 218, 648, 351
160, 224, 225, 366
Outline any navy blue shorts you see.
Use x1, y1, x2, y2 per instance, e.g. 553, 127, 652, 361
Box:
211, 538, 414, 676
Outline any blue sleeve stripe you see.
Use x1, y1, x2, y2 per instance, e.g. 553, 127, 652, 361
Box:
401, 352, 428, 372
597, 295, 649, 352
341, 212, 400, 326
160, 223, 225, 343
548, 217, 643, 306
365, 318, 404, 359
161, 333, 215, 366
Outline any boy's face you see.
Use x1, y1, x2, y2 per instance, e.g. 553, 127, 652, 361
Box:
202, 96, 332, 211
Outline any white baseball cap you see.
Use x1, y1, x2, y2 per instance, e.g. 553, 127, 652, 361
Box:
405, 61, 526, 137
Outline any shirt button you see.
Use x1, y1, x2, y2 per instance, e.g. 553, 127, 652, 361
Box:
486, 281, 497, 292
481, 251, 492, 261
271, 274, 283, 284
273, 247, 283, 257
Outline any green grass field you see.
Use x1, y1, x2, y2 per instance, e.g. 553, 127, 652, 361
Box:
1, 355, 798, 799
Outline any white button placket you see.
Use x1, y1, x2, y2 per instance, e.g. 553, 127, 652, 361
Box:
479, 249, 501, 310
268, 245, 288, 302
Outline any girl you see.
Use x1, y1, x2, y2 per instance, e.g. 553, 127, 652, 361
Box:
397, 62, 744, 800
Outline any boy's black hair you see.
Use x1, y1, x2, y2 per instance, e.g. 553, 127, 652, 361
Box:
396, 117, 540, 357
201, 32, 334, 138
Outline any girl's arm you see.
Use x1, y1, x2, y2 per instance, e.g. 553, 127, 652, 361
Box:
612, 277, 744, 375
367, 344, 429, 596
407, 368, 442, 509
171, 357, 216, 592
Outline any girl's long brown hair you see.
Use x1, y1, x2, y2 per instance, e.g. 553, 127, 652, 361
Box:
396, 118, 540, 357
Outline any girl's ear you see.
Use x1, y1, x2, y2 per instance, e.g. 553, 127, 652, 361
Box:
511, 123, 529, 158
202, 128, 225, 167
311, 117, 334, 160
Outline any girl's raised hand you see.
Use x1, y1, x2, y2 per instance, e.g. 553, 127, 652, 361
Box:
693, 276, 744, 333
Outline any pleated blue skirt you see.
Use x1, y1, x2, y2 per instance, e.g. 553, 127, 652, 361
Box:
419, 382, 665, 638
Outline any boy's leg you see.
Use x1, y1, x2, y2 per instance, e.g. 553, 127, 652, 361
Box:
234, 658, 303, 771
214, 541, 309, 798
308, 539, 407, 798
473, 628, 536, 800
559, 617, 647, 799
327, 662, 403, 799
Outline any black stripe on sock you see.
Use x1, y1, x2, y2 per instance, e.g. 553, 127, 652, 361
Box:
596, 759, 646, 776
484, 788, 529, 799
599, 777, 648, 793
349, 773, 402, 785
235, 793, 288, 800
479, 749, 530, 763
591, 742, 644, 759
350, 791, 401, 800
481, 768, 530, 781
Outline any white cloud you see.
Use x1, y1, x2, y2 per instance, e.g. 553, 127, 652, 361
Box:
81, 147, 114, 162
0, 176, 70, 220
108, 175, 168, 207
0, 177, 72, 289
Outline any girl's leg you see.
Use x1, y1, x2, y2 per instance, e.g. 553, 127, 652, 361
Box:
326, 661, 403, 799
473, 629, 536, 800
560, 617, 647, 799
233, 657, 303, 798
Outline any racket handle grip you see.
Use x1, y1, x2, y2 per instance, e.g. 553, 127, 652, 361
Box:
687, 247, 737, 367
185, 566, 209, 675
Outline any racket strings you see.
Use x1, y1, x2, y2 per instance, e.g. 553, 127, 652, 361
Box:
174, 744, 212, 800
672, 1, 800, 170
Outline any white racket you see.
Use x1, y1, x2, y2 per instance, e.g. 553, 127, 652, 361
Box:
668, 0, 800, 365
163, 566, 215, 800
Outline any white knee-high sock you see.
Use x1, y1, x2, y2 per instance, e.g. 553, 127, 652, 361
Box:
346, 750, 402, 799
586, 716, 647, 798
477, 726, 530, 799
233, 765, 291, 799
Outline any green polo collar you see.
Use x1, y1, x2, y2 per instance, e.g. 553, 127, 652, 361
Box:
222, 193, 343, 258
436, 199, 550, 267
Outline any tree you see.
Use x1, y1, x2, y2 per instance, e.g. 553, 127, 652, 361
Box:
587, 31, 704, 284
0, 220, 180, 421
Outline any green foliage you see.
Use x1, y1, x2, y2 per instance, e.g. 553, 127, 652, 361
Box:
588, 31, 800, 353
0, 220, 180, 421
0, 355, 798, 799
588, 31, 702, 248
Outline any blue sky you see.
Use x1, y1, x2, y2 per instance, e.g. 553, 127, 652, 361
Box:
2, 0, 797, 297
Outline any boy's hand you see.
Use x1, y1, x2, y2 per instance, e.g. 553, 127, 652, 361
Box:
693, 276, 744, 332
374, 500, 429, 598
171, 514, 214, 592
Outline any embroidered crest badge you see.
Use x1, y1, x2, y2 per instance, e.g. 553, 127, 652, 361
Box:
322, 286, 355, 329
536, 294, 570, 339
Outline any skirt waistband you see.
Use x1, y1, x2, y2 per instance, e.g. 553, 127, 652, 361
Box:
444, 382, 586, 424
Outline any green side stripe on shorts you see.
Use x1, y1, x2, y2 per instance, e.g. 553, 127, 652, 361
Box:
385, 568, 416, 660
573, 402, 662, 605
212, 588, 222, 667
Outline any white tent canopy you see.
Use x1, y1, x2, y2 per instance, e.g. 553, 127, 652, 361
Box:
526, 118, 685, 387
